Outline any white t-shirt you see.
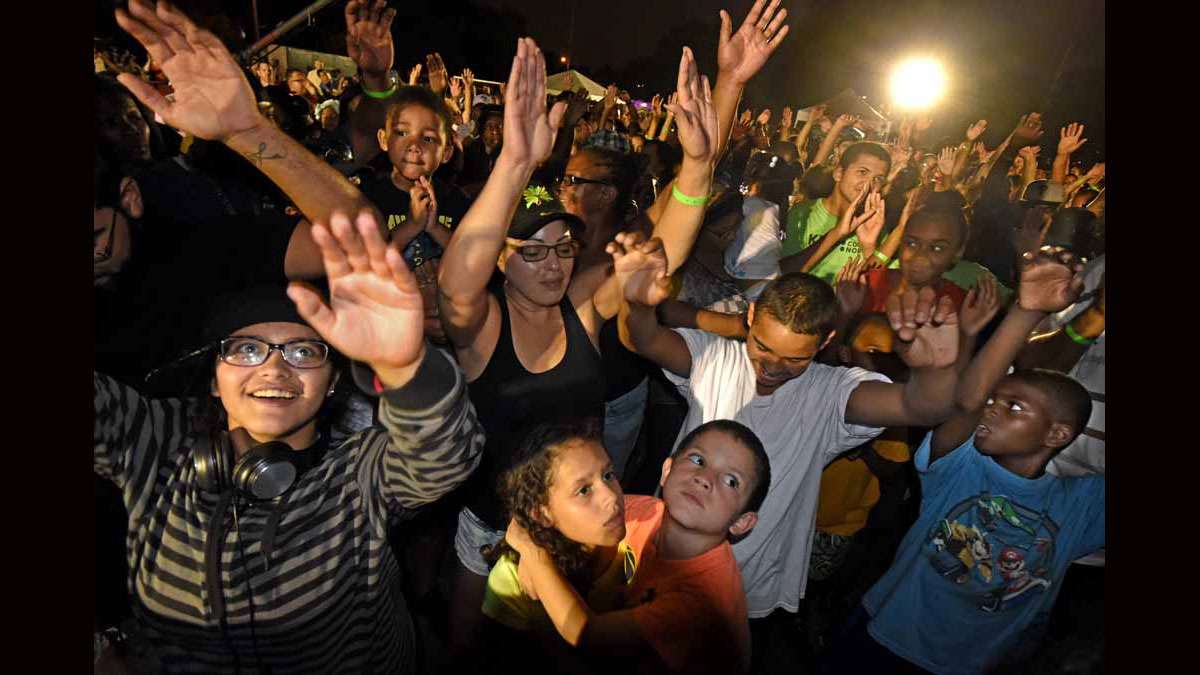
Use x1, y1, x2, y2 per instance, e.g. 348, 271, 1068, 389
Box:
665, 328, 888, 618
723, 196, 782, 301
1046, 255, 1105, 478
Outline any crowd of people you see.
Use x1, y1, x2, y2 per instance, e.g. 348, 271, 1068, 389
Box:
94, 1, 1105, 673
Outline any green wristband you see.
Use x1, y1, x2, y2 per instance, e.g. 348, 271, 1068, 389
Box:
671, 184, 708, 207
873, 250, 890, 264
1063, 322, 1098, 345
363, 83, 397, 99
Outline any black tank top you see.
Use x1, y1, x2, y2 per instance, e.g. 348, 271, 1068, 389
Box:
599, 317, 652, 401
465, 283, 606, 529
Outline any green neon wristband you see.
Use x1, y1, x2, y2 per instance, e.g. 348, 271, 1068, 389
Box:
363, 83, 397, 99
873, 250, 890, 264
671, 184, 708, 207
1063, 322, 1098, 345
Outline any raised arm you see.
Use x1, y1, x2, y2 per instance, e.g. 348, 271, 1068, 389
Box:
286, 209, 484, 512
591, 46, 720, 320
930, 247, 1085, 458
1053, 122, 1087, 185
813, 114, 857, 167
714, 0, 789, 160
114, 0, 378, 279
844, 287, 961, 428
608, 233, 693, 377
436, 39, 566, 346
658, 299, 748, 340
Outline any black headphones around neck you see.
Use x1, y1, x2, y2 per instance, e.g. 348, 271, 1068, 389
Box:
193, 430, 309, 501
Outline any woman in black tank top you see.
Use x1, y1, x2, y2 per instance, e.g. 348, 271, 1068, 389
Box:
434, 39, 721, 667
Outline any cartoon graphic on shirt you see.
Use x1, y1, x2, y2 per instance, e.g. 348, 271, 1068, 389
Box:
927, 492, 1058, 613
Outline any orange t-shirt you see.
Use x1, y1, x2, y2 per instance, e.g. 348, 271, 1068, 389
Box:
621, 495, 751, 675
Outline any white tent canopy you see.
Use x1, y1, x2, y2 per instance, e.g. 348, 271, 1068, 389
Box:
546, 69, 607, 101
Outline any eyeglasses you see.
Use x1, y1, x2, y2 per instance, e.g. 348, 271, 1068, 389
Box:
511, 240, 581, 262
219, 337, 331, 368
560, 174, 613, 188
94, 207, 118, 263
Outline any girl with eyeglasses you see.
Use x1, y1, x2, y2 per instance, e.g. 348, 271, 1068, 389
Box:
93, 208, 485, 673
435, 38, 720, 668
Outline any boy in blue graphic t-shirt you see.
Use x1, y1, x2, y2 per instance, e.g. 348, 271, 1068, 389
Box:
818, 246, 1105, 675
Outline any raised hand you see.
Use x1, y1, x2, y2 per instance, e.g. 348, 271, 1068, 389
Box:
463, 68, 475, 94
1057, 122, 1087, 155
603, 84, 618, 110
780, 106, 794, 129
607, 232, 672, 307
425, 52, 448, 94
448, 76, 463, 101
113, 0, 260, 142
409, 175, 439, 231
756, 108, 772, 126
809, 103, 828, 123
287, 211, 426, 383
887, 287, 960, 369
717, 0, 790, 86
1084, 161, 1105, 182
563, 88, 591, 127
345, 0, 396, 78
665, 47, 720, 165
833, 182, 874, 238
965, 119, 988, 142
408, 62, 422, 86
835, 256, 869, 317
974, 141, 989, 163
834, 113, 860, 130
936, 146, 957, 177
1017, 246, 1085, 313
915, 115, 934, 132
500, 38, 567, 168
651, 93, 664, 117
1012, 112, 1044, 148
1018, 145, 1040, 164
959, 274, 1001, 337
855, 191, 886, 248
890, 144, 913, 168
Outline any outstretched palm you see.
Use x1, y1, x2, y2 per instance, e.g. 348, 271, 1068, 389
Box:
114, 0, 259, 141
1018, 248, 1084, 313
346, 0, 397, 77
888, 289, 960, 369
501, 38, 566, 168
666, 47, 720, 165
718, 0, 790, 85
288, 211, 425, 372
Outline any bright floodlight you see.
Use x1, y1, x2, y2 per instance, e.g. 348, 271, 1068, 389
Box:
890, 58, 946, 110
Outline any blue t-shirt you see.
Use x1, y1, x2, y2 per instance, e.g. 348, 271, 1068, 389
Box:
862, 433, 1105, 674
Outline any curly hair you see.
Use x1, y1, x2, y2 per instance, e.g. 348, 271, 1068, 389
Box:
483, 419, 605, 583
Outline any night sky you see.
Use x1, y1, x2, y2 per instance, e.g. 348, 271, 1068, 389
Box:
97, 0, 1104, 158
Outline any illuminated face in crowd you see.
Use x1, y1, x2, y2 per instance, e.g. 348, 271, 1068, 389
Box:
832, 153, 888, 206
499, 220, 578, 308
541, 438, 626, 548
377, 104, 451, 186
212, 322, 337, 449
660, 429, 760, 538
744, 306, 833, 396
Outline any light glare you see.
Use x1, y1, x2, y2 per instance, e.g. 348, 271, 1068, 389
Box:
890, 58, 946, 110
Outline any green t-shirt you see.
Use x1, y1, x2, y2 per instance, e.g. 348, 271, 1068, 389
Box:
782, 198, 865, 284
481, 545, 634, 632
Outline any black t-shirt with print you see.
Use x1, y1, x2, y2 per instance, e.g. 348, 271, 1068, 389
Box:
358, 173, 473, 268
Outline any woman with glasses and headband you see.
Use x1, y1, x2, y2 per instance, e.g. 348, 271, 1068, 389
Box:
435, 38, 720, 666
93, 210, 485, 673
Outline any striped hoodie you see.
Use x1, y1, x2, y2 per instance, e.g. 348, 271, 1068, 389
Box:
94, 348, 485, 673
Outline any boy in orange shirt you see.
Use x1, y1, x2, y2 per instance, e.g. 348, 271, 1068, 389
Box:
505, 420, 771, 674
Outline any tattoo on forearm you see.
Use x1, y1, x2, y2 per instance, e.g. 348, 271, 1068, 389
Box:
244, 142, 286, 166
